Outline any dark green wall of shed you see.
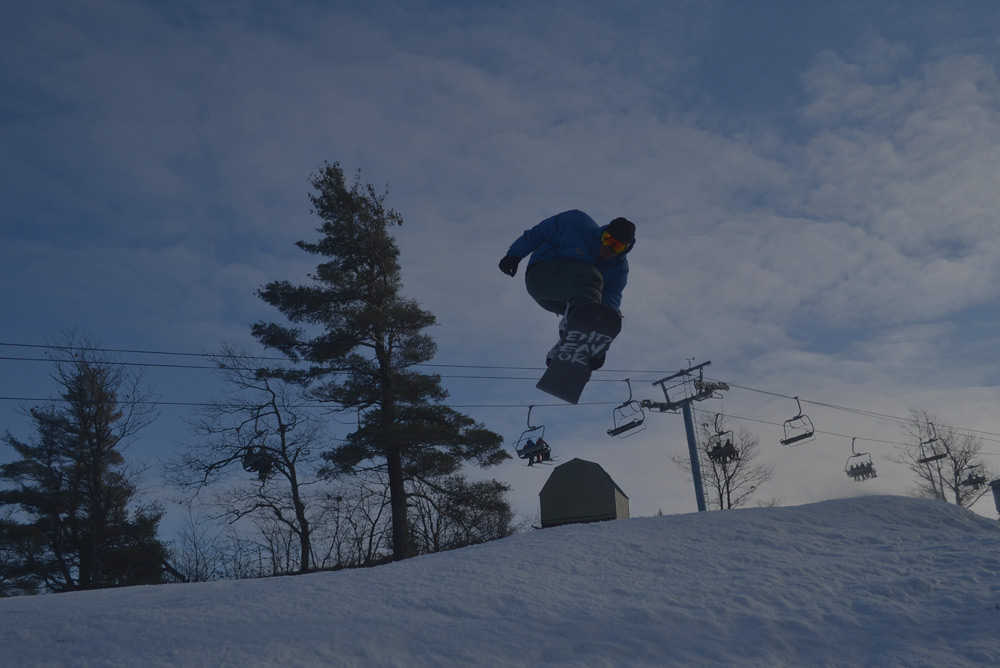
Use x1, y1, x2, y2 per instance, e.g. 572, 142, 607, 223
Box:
539, 458, 629, 528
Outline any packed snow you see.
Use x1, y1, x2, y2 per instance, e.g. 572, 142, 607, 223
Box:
1, 495, 998, 667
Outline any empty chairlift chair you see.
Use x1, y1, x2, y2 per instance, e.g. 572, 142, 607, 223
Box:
917, 423, 947, 465
780, 397, 815, 446
607, 378, 646, 438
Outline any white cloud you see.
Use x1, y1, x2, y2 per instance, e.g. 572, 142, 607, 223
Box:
6, 3, 1000, 522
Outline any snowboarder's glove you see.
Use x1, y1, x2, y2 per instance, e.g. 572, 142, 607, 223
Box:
498, 255, 520, 277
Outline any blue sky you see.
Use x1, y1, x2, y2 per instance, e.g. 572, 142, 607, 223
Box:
4, 0, 1000, 526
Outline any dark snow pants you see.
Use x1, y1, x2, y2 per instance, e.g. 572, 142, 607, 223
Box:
524, 258, 603, 316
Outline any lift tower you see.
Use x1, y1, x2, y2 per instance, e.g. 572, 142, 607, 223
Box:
641, 361, 728, 512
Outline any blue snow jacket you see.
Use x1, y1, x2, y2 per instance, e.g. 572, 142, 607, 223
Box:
506, 209, 633, 311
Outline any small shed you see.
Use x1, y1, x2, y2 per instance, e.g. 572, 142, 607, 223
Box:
539, 458, 629, 528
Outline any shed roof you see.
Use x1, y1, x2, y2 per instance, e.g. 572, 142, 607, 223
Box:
540, 458, 629, 499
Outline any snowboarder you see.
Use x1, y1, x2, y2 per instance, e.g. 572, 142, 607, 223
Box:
498, 210, 635, 369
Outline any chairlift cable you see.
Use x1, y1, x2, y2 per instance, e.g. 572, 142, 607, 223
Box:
6, 341, 1000, 449
688, 406, 929, 449
706, 378, 1000, 445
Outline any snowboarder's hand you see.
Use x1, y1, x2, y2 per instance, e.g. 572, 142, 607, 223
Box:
498, 255, 520, 277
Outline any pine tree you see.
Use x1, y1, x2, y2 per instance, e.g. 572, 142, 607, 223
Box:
0, 338, 169, 592
254, 163, 510, 560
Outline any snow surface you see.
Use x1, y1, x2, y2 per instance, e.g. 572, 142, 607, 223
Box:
2, 496, 999, 667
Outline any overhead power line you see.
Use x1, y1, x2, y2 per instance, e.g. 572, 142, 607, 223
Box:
0, 341, 674, 376
4, 340, 1000, 450
0, 395, 614, 411
0, 355, 216, 370
0, 342, 664, 381
712, 377, 1000, 445
689, 405, 915, 449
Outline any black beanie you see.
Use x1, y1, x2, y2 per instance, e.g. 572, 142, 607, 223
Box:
608, 217, 635, 243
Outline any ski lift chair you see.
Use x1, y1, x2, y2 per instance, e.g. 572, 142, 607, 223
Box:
917, 423, 947, 464
608, 378, 646, 437
846, 457, 876, 481
845, 438, 877, 482
780, 397, 815, 446
517, 437, 552, 466
707, 437, 738, 465
514, 406, 552, 465
706, 414, 739, 465
961, 464, 988, 490
241, 446, 275, 481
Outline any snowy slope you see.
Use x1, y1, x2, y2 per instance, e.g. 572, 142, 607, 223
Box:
1, 496, 999, 667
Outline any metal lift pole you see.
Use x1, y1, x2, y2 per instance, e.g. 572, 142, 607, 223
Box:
681, 400, 707, 512
641, 361, 727, 513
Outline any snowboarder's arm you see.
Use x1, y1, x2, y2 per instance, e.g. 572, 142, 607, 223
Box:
500, 214, 559, 277
505, 211, 568, 259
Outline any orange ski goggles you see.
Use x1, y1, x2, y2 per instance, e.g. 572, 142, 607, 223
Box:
601, 231, 628, 253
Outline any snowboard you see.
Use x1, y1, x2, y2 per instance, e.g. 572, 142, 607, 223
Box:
536, 303, 622, 404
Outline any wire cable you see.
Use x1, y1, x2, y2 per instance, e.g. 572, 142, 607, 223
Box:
4, 340, 1000, 451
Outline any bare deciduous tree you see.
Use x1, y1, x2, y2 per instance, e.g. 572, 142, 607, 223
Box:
893, 409, 995, 508
408, 475, 519, 554
672, 413, 773, 510
169, 344, 329, 574
171, 505, 226, 583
